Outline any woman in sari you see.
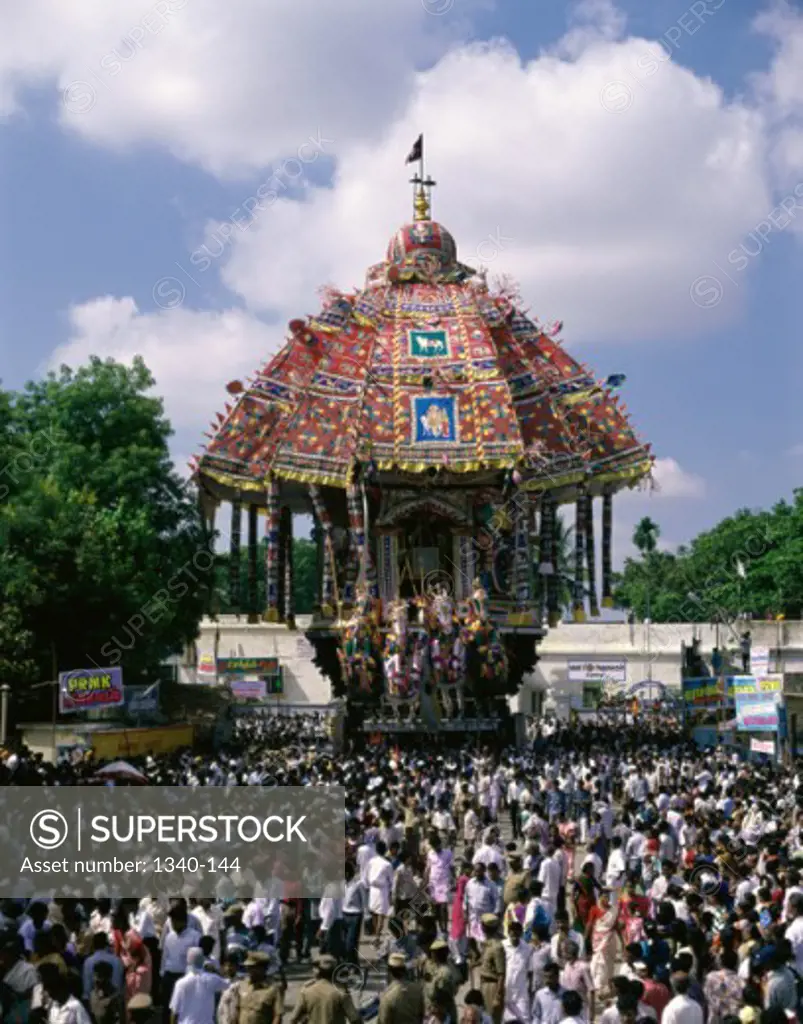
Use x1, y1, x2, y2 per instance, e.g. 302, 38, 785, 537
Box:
571, 861, 601, 933
585, 893, 623, 999
110, 908, 152, 1001
450, 859, 471, 959
618, 879, 650, 946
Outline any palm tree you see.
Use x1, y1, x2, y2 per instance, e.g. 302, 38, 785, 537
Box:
555, 512, 579, 614
633, 517, 660, 557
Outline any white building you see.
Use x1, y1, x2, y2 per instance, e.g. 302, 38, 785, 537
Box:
178, 615, 331, 706
183, 614, 803, 717
514, 619, 803, 715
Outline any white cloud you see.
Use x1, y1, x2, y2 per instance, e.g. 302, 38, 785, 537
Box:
752, 3, 803, 191
786, 442, 803, 457
646, 457, 706, 499
554, 0, 628, 59
0, 0, 481, 179
21, 0, 801, 456
220, 36, 771, 343
48, 297, 279, 431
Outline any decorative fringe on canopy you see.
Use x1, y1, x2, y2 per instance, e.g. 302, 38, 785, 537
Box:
573, 491, 586, 623
264, 476, 281, 622
229, 499, 242, 611
309, 484, 336, 617
584, 493, 599, 618
247, 504, 259, 621
602, 490, 614, 608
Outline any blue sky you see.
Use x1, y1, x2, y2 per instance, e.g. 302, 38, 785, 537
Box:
0, 0, 801, 560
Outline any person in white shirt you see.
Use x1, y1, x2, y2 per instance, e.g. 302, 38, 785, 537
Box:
464, 805, 481, 846
239, 898, 260, 930
538, 847, 562, 917
191, 900, 223, 961
550, 914, 585, 966
38, 961, 92, 1024
502, 920, 533, 1022
473, 830, 506, 874
89, 900, 113, 937
318, 892, 343, 956
161, 906, 202, 1018
366, 840, 394, 945
785, 892, 803, 974
662, 972, 703, 1024
507, 776, 524, 841
532, 963, 565, 1024
783, 871, 803, 922
605, 837, 627, 907
169, 947, 229, 1024
356, 830, 377, 886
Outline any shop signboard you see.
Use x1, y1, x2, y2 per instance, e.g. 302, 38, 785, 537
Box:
59, 668, 124, 714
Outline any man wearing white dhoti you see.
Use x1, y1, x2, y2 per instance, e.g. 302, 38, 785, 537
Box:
502, 921, 533, 1023
465, 863, 498, 945
367, 840, 394, 946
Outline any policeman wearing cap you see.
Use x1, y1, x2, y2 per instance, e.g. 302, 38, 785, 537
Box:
422, 939, 457, 1024
289, 954, 360, 1024
502, 850, 529, 909
378, 953, 425, 1024
479, 915, 505, 1024
235, 951, 284, 1024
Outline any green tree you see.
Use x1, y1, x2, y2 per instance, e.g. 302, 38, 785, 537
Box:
614, 494, 803, 622
215, 536, 318, 615
633, 516, 660, 556
0, 358, 210, 694
554, 513, 577, 613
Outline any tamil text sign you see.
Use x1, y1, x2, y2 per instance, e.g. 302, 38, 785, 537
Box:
217, 656, 279, 676
59, 668, 124, 714
567, 659, 627, 684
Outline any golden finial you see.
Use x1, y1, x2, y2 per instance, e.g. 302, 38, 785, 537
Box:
410, 174, 436, 222
414, 184, 430, 222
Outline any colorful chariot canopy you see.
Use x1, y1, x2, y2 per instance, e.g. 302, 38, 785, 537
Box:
194, 178, 651, 504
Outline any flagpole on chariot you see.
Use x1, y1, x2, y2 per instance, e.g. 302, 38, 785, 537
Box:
406, 134, 435, 220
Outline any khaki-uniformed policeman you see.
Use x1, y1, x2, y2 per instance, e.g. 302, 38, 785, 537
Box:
238, 951, 284, 1024
502, 851, 529, 909
422, 939, 457, 1024
378, 953, 425, 1024
478, 914, 505, 1024
289, 954, 360, 1024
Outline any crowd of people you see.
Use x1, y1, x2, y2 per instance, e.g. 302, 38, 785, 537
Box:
2, 714, 803, 1024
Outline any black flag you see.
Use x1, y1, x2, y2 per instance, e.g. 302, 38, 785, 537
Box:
405, 134, 423, 164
